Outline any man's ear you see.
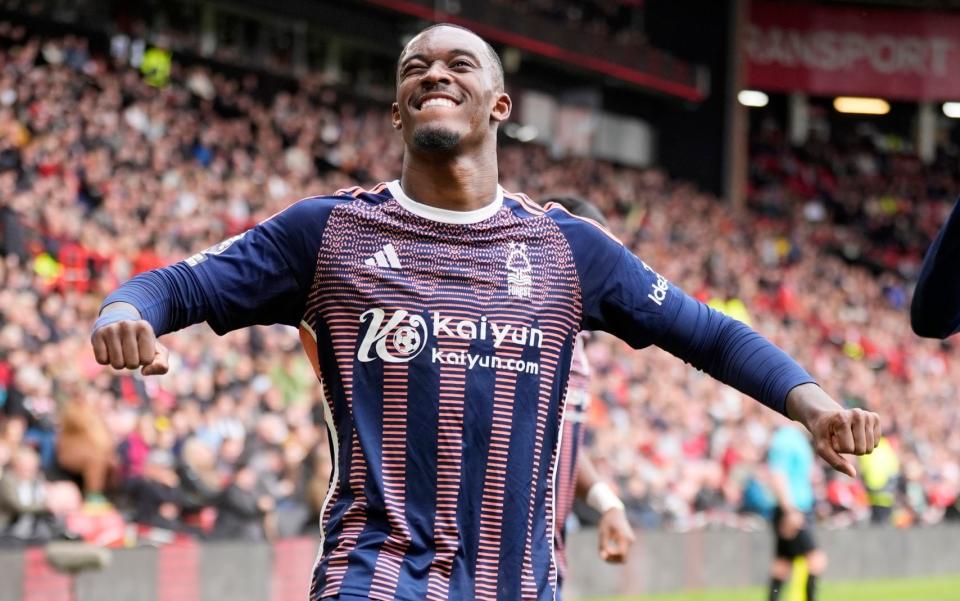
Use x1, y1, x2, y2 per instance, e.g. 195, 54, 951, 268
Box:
391, 102, 402, 130
490, 92, 512, 124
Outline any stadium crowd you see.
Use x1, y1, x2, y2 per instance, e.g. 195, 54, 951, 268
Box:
748, 119, 960, 279
0, 22, 958, 547
491, 0, 647, 47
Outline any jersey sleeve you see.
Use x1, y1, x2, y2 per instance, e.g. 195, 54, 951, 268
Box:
911, 196, 960, 338
551, 210, 814, 415
184, 197, 338, 333
548, 208, 685, 347
102, 196, 340, 336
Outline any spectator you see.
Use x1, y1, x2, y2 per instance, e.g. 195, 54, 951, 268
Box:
212, 462, 273, 541
858, 437, 901, 525
127, 449, 198, 535
176, 437, 221, 509
0, 440, 10, 480
56, 392, 115, 506
0, 447, 61, 543
140, 41, 171, 88
5, 366, 57, 470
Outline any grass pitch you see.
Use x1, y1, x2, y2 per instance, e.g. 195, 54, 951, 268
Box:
588, 574, 960, 601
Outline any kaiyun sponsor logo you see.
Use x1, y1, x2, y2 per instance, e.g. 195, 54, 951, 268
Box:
357, 308, 543, 374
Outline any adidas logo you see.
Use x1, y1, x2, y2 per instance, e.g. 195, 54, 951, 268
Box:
364, 243, 403, 269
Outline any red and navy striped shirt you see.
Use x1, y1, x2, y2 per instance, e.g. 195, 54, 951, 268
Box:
103, 180, 814, 601
553, 333, 591, 586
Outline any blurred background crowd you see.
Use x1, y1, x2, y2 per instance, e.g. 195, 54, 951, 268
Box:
0, 13, 958, 549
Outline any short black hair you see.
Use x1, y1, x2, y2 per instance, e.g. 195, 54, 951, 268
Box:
398, 23, 505, 91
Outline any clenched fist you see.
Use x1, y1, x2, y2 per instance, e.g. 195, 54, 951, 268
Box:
91, 303, 169, 375
807, 407, 881, 478
786, 383, 881, 478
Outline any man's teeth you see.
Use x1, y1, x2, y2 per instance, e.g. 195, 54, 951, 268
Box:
421, 98, 457, 109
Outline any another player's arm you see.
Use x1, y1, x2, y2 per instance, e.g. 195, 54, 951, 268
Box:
91, 199, 332, 372
574, 453, 635, 563
554, 213, 881, 476
911, 196, 960, 338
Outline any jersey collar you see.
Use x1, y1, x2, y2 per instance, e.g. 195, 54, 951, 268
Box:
386, 180, 503, 225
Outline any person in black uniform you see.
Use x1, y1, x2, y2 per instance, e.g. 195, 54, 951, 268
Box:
912, 198, 960, 338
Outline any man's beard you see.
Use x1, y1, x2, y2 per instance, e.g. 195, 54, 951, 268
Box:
412, 127, 461, 152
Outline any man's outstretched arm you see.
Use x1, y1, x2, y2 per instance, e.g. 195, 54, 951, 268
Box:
91, 197, 335, 373
93, 302, 169, 374
654, 294, 878, 478
91, 262, 212, 373
912, 197, 960, 338
554, 212, 881, 476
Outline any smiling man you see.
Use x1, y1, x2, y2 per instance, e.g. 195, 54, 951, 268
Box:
91, 24, 881, 601
399, 29, 504, 153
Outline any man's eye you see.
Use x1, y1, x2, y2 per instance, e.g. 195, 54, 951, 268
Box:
452, 60, 472, 68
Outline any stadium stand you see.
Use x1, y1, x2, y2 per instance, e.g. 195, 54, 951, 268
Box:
490, 0, 647, 47
0, 15, 957, 551
749, 120, 959, 277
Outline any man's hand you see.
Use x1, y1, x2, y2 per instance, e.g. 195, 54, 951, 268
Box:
806, 408, 880, 477
786, 383, 881, 478
92, 303, 169, 375
597, 507, 635, 563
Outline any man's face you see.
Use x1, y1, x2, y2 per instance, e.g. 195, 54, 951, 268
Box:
392, 26, 510, 153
